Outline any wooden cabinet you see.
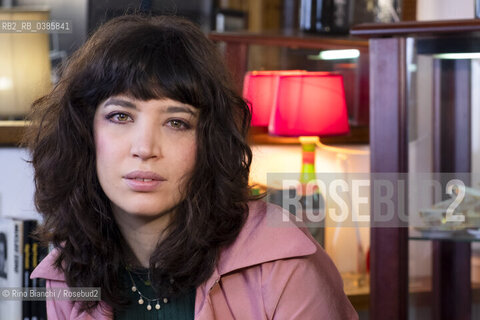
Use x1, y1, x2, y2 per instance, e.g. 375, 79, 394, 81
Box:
352, 19, 480, 320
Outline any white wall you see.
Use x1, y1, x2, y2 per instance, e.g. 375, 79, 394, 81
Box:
417, 0, 475, 20
0, 148, 40, 220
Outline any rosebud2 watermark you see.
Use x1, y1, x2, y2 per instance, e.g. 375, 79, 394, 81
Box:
265, 172, 475, 228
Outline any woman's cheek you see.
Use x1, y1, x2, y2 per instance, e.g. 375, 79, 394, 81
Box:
94, 127, 117, 176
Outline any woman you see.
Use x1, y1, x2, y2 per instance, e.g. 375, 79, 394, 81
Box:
27, 14, 357, 319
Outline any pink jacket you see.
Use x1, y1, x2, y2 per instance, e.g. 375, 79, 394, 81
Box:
31, 201, 358, 319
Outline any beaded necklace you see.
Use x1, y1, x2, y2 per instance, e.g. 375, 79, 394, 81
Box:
125, 266, 173, 311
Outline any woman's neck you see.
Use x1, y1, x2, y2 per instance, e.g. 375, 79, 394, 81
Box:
112, 205, 172, 268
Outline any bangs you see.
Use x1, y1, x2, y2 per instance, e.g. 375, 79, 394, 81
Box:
77, 25, 209, 109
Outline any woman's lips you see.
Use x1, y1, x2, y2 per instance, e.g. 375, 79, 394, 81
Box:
123, 171, 166, 192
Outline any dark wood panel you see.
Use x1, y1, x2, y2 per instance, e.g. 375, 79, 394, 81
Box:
355, 50, 370, 125
401, 0, 417, 21
432, 59, 472, 320
433, 241, 471, 320
369, 37, 408, 320
224, 42, 248, 92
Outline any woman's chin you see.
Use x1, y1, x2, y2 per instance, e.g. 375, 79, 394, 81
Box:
131, 210, 171, 219
113, 202, 177, 220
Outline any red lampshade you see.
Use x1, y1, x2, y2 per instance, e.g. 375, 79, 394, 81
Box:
268, 72, 349, 136
243, 70, 305, 126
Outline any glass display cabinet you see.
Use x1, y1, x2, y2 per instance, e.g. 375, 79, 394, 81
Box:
352, 19, 480, 320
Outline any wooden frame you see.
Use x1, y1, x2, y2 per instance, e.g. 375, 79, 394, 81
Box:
369, 37, 409, 320
351, 19, 480, 320
431, 58, 472, 320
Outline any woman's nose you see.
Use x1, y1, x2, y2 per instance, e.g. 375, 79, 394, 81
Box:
130, 125, 162, 160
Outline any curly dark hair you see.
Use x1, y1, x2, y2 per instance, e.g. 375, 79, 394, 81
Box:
24, 14, 254, 313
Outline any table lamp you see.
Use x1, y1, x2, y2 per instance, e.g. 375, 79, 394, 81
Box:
244, 71, 350, 247
0, 9, 52, 118
268, 72, 349, 183
243, 70, 308, 126
243, 70, 350, 187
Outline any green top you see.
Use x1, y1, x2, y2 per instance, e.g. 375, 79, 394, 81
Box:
114, 267, 196, 320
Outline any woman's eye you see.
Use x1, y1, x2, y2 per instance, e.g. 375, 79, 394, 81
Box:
107, 112, 132, 123
168, 119, 190, 129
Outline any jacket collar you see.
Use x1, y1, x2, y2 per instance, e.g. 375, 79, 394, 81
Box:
198, 200, 317, 296
32, 201, 317, 284
215, 200, 316, 276
30, 246, 64, 281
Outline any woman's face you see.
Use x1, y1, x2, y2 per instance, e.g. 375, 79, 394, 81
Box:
93, 95, 198, 218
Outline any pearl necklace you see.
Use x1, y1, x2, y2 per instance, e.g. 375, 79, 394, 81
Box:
126, 267, 173, 311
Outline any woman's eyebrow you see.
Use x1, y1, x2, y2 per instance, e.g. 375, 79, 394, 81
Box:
102, 98, 137, 109
164, 106, 196, 115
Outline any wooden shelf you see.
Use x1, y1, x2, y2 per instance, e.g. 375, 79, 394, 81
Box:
209, 31, 369, 50
248, 126, 369, 145
351, 19, 480, 38
0, 120, 27, 146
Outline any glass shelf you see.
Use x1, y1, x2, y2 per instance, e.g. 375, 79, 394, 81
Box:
409, 227, 480, 242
